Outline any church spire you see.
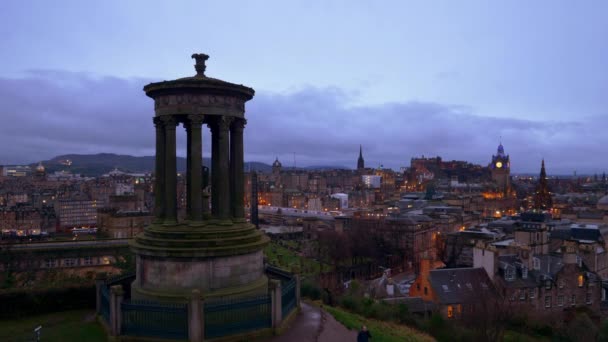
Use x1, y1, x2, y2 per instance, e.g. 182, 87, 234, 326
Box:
533, 159, 552, 211
357, 145, 365, 170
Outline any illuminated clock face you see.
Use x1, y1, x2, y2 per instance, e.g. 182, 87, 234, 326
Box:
496, 161, 503, 168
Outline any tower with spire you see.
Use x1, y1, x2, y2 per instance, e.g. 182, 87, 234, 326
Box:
357, 145, 365, 170
489, 142, 511, 194
533, 159, 552, 210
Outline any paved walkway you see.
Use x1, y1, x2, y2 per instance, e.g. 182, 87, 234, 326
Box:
269, 302, 356, 342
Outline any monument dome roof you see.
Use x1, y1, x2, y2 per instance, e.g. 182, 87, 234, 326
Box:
143, 54, 254, 100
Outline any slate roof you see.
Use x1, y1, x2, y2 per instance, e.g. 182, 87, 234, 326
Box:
428, 267, 494, 304
551, 226, 603, 243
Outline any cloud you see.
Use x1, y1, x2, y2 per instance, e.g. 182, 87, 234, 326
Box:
0, 71, 606, 174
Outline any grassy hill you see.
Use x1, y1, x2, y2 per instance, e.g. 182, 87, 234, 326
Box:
33, 153, 273, 177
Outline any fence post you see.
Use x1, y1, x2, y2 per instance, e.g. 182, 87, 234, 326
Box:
295, 275, 301, 309
110, 285, 124, 336
270, 279, 282, 329
95, 273, 107, 315
188, 289, 203, 342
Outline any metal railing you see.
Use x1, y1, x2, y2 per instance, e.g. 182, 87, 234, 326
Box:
204, 294, 272, 339
121, 300, 188, 340
281, 277, 297, 319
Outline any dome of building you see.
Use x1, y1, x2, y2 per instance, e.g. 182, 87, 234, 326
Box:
36, 162, 45, 173
272, 157, 282, 168
597, 195, 608, 210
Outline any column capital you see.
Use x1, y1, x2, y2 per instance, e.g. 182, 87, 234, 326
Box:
160, 115, 178, 128
153, 116, 164, 127
231, 118, 247, 131
218, 116, 233, 131
188, 114, 205, 126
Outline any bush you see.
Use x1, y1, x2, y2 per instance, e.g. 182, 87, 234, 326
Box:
300, 280, 321, 300
341, 295, 360, 312
0, 285, 95, 319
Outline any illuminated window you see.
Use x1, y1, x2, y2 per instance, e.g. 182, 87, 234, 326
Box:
578, 274, 584, 287
447, 305, 454, 318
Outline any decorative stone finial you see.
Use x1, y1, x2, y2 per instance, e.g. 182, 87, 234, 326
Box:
192, 53, 209, 76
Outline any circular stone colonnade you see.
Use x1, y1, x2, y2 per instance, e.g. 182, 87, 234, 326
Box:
130, 54, 269, 302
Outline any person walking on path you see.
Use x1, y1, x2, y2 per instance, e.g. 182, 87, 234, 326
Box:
357, 325, 372, 342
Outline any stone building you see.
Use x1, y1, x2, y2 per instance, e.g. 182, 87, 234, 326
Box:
409, 259, 496, 320
54, 193, 98, 231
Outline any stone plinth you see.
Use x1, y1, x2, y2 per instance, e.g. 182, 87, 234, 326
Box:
130, 221, 269, 302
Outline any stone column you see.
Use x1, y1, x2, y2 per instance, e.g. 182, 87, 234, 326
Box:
210, 121, 219, 217
188, 289, 203, 342
185, 121, 192, 220
217, 117, 232, 221
188, 115, 204, 222
230, 118, 246, 221
95, 273, 107, 314
153, 117, 166, 222
269, 279, 282, 329
162, 116, 178, 224
110, 285, 124, 336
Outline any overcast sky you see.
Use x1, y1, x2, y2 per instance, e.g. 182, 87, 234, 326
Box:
1, 1, 607, 174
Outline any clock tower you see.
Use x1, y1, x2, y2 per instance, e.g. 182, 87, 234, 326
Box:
490, 143, 511, 194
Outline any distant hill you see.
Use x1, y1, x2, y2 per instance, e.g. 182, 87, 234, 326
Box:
34, 153, 273, 177
31, 153, 349, 177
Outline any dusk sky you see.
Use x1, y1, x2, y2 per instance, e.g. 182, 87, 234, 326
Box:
1, 1, 607, 174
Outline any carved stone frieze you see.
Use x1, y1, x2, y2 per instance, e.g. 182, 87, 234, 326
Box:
154, 94, 245, 111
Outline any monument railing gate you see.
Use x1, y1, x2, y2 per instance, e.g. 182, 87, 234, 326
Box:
121, 300, 188, 340
96, 268, 299, 341
203, 294, 272, 339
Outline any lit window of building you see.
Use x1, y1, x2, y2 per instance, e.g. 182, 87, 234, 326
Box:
578, 274, 584, 287
447, 305, 454, 318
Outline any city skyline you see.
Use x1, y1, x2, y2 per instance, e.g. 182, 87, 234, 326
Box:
1, 1, 607, 173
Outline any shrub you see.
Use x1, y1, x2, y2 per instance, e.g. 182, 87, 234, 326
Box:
0, 285, 95, 319
300, 280, 321, 300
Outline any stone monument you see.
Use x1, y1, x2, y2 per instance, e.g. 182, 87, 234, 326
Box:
130, 53, 269, 302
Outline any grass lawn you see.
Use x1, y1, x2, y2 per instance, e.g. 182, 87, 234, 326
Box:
322, 304, 436, 342
264, 241, 331, 275
0, 310, 105, 342
503, 330, 551, 342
